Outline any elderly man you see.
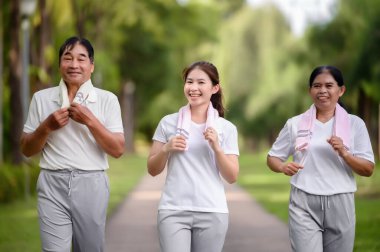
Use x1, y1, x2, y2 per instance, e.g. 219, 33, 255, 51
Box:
21, 36, 125, 252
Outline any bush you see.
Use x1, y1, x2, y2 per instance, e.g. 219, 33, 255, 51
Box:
0, 162, 40, 203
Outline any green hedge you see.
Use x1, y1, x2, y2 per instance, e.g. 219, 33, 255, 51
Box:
0, 162, 40, 203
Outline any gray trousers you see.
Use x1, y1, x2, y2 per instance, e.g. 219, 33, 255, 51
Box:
289, 186, 355, 252
158, 210, 229, 252
37, 169, 110, 252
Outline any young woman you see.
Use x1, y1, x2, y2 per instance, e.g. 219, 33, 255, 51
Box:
147, 61, 239, 252
267, 65, 375, 252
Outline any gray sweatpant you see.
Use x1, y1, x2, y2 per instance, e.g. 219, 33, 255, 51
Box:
158, 209, 229, 252
289, 186, 355, 252
37, 169, 110, 252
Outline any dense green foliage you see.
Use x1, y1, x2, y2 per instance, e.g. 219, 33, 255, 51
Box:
0, 162, 39, 203
1, 0, 379, 162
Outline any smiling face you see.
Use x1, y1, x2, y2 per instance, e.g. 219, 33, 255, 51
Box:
59, 43, 94, 87
184, 67, 219, 108
309, 71, 345, 112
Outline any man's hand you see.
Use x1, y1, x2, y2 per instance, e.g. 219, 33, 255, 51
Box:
45, 108, 70, 131
68, 103, 94, 126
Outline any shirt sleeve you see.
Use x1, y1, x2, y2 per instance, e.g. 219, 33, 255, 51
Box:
351, 116, 375, 163
268, 119, 293, 161
222, 123, 239, 155
105, 93, 124, 133
152, 117, 168, 144
23, 94, 40, 133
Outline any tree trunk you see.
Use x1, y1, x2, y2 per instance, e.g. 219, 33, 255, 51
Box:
9, 0, 23, 164
0, 0, 4, 164
71, 0, 85, 37
358, 88, 371, 124
33, 0, 52, 91
121, 81, 135, 153
358, 88, 379, 160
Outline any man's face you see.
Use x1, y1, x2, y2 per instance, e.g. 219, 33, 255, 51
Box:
59, 43, 94, 86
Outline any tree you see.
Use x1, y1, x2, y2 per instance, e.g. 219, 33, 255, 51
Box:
0, 0, 4, 164
215, 4, 305, 149
8, 0, 23, 164
305, 0, 380, 158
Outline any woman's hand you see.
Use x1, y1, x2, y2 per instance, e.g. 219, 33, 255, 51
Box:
327, 136, 374, 177
267, 155, 303, 176
281, 162, 303, 176
327, 136, 349, 157
204, 127, 221, 152
164, 135, 187, 153
147, 136, 186, 177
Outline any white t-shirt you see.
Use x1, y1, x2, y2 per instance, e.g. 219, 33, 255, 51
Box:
268, 114, 374, 195
23, 85, 124, 171
153, 113, 239, 213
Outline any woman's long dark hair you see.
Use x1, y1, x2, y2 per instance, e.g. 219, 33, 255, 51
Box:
182, 61, 225, 117
309, 65, 344, 87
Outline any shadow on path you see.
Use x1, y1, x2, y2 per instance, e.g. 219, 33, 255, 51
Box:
105, 173, 291, 252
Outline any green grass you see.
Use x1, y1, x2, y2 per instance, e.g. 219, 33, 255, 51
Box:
237, 152, 380, 252
0, 199, 40, 251
0, 154, 147, 252
107, 154, 148, 213
238, 152, 291, 221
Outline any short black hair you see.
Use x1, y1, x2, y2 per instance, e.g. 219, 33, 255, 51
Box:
58, 36, 94, 65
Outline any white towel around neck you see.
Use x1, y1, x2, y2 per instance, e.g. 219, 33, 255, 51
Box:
59, 79, 94, 108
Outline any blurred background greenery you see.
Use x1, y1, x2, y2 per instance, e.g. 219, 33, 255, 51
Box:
1, 0, 379, 251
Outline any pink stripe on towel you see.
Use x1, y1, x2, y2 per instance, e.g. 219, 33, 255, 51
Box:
295, 103, 350, 151
333, 104, 351, 149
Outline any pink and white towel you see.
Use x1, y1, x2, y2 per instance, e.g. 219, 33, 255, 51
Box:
176, 102, 219, 150
295, 103, 351, 152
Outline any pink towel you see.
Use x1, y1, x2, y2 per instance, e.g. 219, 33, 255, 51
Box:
176, 102, 219, 150
295, 103, 351, 151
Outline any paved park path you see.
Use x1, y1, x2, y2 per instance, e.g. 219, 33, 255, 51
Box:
105, 172, 291, 252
